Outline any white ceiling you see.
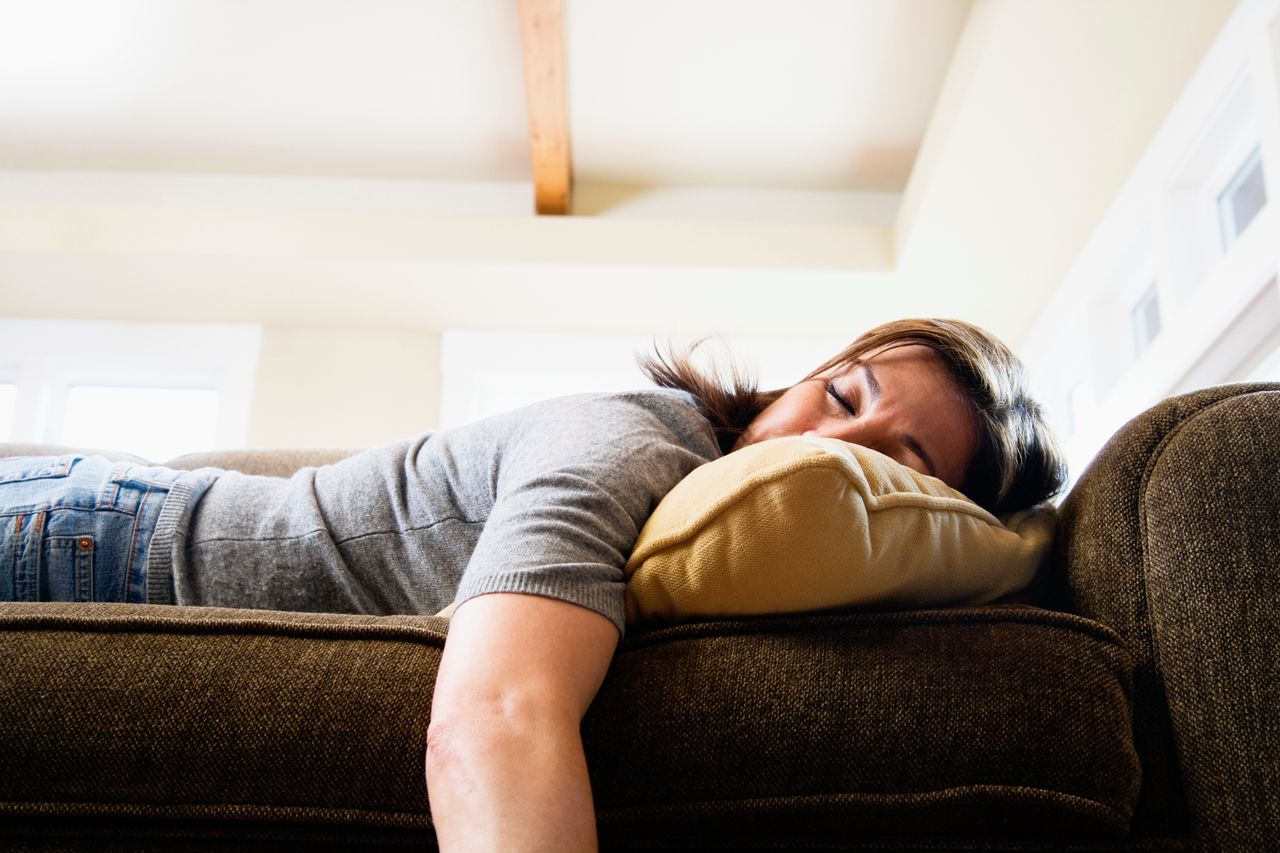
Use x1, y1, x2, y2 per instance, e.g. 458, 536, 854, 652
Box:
0, 0, 1240, 349
0, 0, 531, 181
568, 0, 971, 190
0, 0, 968, 192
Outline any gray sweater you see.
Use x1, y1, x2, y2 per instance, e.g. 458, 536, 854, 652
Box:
169, 390, 720, 637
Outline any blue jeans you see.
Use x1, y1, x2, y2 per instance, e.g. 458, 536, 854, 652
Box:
0, 455, 204, 603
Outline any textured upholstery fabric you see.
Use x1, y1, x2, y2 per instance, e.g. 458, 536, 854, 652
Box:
0, 445, 357, 479
0, 604, 443, 844
6, 382, 1277, 849
163, 448, 357, 477
624, 435, 1054, 625
0, 444, 150, 465
1051, 384, 1279, 848
1140, 390, 1279, 848
0, 603, 1137, 848
587, 608, 1138, 845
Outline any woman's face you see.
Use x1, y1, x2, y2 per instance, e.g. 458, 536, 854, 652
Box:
733, 344, 979, 490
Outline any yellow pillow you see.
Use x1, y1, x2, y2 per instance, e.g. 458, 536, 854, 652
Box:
623, 435, 1055, 626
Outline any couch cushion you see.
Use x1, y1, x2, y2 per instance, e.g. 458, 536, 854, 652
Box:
0, 604, 441, 847
0, 603, 1137, 847
589, 607, 1139, 845
624, 435, 1055, 625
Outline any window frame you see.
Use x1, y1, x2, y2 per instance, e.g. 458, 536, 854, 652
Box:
0, 319, 260, 454
0, 367, 18, 443
1216, 144, 1268, 250
1130, 281, 1164, 357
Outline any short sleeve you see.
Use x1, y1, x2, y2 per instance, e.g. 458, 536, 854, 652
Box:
451, 392, 719, 638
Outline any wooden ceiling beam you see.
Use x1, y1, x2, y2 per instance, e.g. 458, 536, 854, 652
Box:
517, 0, 572, 215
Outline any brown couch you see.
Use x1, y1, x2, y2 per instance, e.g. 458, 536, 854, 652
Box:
1, 383, 1276, 850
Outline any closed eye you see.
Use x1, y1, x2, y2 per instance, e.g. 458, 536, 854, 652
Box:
825, 381, 856, 416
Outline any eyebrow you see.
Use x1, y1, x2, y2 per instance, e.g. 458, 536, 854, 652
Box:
856, 362, 939, 479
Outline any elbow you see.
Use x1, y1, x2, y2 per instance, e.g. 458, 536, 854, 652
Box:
424, 695, 584, 794
424, 715, 462, 780
425, 712, 496, 789
426, 691, 568, 761
422, 715, 499, 831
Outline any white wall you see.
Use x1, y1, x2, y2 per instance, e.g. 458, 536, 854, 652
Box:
1022, 0, 1280, 489
0, 1, 1244, 456
439, 331, 854, 428
247, 326, 441, 448
0, 318, 860, 451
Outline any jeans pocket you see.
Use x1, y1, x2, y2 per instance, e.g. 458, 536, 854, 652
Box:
40, 533, 95, 602
0, 455, 81, 483
0, 456, 83, 509
1, 457, 139, 603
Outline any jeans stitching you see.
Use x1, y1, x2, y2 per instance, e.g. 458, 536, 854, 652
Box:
0, 506, 137, 519
124, 485, 153, 602
85, 537, 93, 601
33, 511, 45, 601
0, 456, 190, 604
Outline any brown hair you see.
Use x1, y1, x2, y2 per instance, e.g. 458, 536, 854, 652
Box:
638, 318, 1067, 515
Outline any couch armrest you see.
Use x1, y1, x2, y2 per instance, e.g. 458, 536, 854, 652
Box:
1052, 383, 1280, 846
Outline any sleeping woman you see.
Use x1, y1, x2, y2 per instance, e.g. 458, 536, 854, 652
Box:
0, 317, 1064, 852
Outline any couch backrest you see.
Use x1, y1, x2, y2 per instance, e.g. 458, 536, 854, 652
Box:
163, 449, 358, 476
0, 444, 358, 478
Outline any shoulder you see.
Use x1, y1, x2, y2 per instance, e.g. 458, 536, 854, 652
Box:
427, 389, 721, 473
558, 388, 704, 421
524, 390, 715, 448
525, 388, 699, 412
463, 390, 718, 477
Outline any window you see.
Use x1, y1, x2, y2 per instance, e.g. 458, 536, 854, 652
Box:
0, 319, 259, 456
60, 386, 222, 461
0, 382, 16, 442
1131, 282, 1163, 356
1218, 146, 1267, 249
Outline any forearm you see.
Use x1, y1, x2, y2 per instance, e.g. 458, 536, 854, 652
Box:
424, 592, 620, 852
427, 712, 597, 852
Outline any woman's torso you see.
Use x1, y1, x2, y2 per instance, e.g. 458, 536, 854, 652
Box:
177, 389, 721, 633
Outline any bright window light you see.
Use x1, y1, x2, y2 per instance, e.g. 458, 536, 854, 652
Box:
1218, 146, 1267, 250
59, 386, 221, 462
1131, 283, 1163, 356
0, 384, 16, 442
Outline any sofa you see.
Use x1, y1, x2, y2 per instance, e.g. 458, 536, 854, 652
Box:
0, 382, 1276, 851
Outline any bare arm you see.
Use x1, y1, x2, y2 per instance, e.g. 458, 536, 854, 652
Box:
425, 592, 620, 852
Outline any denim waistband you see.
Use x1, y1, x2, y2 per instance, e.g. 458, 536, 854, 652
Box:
0, 456, 221, 604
